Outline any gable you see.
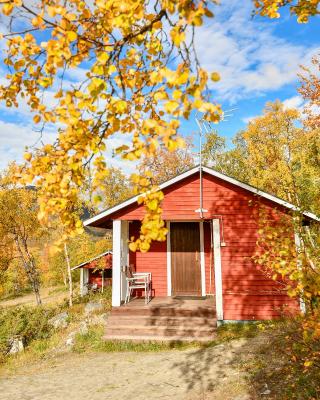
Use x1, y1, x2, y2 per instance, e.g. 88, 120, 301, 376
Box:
84, 166, 318, 227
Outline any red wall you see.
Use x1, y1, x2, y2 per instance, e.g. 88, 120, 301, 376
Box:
111, 172, 299, 320
129, 221, 167, 297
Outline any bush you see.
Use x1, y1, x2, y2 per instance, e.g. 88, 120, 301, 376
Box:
0, 306, 55, 360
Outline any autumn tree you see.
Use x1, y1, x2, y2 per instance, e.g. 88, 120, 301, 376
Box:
221, 101, 319, 214
254, 0, 320, 22
0, 169, 47, 305
0, 0, 222, 252
299, 54, 320, 131
247, 95, 320, 374
138, 139, 195, 185
92, 166, 133, 209
201, 130, 226, 168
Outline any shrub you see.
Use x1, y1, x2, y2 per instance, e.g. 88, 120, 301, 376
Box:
0, 306, 55, 359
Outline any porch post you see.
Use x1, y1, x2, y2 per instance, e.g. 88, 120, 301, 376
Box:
112, 220, 122, 306
120, 220, 129, 302
213, 219, 223, 321
112, 220, 129, 306
80, 268, 88, 296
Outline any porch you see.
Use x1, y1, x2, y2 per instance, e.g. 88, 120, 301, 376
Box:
104, 296, 217, 342
112, 219, 223, 320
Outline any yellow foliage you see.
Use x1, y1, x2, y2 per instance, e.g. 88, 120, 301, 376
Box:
0, 0, 223, 251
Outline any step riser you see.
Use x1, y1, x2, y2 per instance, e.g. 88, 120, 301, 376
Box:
107, 327, 214, 338
111, 309, 216, 318
107, 317, 217, 327
103, 335, 216, 343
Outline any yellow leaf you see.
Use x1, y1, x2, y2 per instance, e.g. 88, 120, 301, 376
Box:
148, 199, 158, 211
33, 115, 41, 124
67, 31, 77, 42
164, 100, 179, 113
211, 72, 220, 82
129, 242, 137, 252
3, 3, 14, 16
24, 152, 32, 162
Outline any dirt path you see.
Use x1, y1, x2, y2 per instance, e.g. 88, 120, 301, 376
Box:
0, 338, 260, 400
0, 287, 68, 308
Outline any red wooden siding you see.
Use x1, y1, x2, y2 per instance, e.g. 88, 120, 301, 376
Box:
83, 254, 112, 269
129, 221, 167, 297
110, 171, 299, 320
88, 269, 112, 288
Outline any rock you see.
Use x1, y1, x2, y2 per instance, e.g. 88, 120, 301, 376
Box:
9, 337, 24, 354
261, 383, 271, 395
79, 321, 89, 335
49, 312, 69, 329
84, 302, 103, 315
65, 336, 74, 347
89, 312, 109, 326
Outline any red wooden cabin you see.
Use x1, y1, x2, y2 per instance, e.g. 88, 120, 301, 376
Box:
84, 166, 318, 322
71, 251, 112, 294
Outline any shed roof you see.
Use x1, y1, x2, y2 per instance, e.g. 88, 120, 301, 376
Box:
84, 165, 319, 227
71, 250, 112, 270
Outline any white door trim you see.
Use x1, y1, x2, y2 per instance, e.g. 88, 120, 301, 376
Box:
168, 221, 206, 297
200, 221, 206, 296
112, 220, 121, 307
166, 221, 172, 296
212, 219, 223, 320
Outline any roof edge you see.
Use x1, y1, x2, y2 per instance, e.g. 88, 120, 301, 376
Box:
84, 165, 319, 226
71, 250, 112, 270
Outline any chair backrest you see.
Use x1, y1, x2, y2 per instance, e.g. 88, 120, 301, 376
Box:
124, 264, 135, 279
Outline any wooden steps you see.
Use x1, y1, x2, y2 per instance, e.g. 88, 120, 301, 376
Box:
104, 297, 217, 343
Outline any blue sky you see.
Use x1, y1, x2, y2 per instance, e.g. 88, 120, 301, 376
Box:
0, 0, 319, 170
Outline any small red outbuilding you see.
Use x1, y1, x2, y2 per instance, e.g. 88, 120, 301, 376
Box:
72, 251, 112, 295
84, 165, 318, 322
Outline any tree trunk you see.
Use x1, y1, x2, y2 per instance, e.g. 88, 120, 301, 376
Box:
62, 270, 67, 287
64, 242, 73, 307
15, 237, 42, 305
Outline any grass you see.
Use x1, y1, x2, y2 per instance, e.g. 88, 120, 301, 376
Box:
72, 320, 262, 354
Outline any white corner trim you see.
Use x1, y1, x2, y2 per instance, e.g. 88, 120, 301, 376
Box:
200, 221, 206, 296
112, 220, 121, 307
213, 219, 223, 320
166, 222, 171, 296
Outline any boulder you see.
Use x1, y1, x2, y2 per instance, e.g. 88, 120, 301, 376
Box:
84, 302, 103, 315
89, 312, 109, 326
9, 337, 24, 354
49, 312, 69, 329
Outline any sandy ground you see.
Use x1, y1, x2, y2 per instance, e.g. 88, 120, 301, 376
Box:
0, 287, 69, 308
0, 338, 259, 400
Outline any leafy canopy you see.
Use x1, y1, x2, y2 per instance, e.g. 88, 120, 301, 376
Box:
254, 0, 320, 22
0, 0, 222, 251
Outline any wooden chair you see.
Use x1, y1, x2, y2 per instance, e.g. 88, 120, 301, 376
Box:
124, 265, 152, 305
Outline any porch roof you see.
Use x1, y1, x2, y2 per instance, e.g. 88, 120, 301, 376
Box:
84, 165, 319, 227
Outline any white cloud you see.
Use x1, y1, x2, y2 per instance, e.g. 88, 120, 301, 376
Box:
195, 0, 319, 103
242, 115, 257, 124
0, 118, 137, 174
282, 95, 304, 110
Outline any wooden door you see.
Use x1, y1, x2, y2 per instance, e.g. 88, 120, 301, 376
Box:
171, 222, 201, 296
